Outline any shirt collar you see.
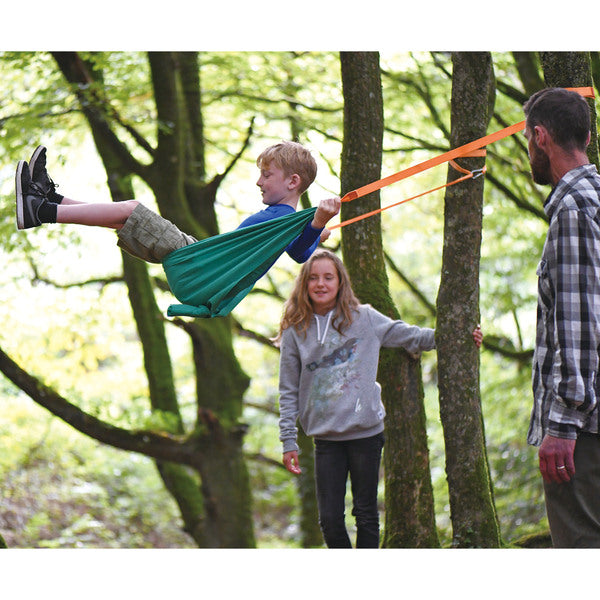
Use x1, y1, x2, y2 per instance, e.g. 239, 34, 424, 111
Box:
544, 164, 598, 219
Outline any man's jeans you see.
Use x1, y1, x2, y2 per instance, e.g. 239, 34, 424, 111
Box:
543, 432, 600, 547
314, 432, 384, 548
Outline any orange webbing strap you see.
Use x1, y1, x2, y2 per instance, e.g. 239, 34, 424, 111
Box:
569, 86, 595, 98
330, 164, 486, 230
339, 86, 595, 206
339, 122, 523, 204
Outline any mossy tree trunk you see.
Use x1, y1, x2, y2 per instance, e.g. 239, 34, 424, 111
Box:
592, 53, 600, 99
284, 60, 322, 547
43, 51, 255, 547
539, 52, 599, 169
436, 51, 501, 547
340, 51, 439, 548
512, 52, 545, 97
296, 427, 323, 547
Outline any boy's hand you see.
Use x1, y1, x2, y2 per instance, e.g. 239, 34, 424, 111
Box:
319, 228, 331, 243
312, 197, 341, 230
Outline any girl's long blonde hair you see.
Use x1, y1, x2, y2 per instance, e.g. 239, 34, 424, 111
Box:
276, 249, 359, 342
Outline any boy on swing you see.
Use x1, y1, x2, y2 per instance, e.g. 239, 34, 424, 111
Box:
15, 141, 341, 266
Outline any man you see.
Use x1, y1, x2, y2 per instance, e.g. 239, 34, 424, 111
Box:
524, 87, 600, 547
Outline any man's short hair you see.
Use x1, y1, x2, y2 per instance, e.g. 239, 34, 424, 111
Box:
523, 87, 591, 152
256, 141, 317, 194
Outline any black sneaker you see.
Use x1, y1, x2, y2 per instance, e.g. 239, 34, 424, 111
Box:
29, 145, 62, 203
16, 160, 48, 230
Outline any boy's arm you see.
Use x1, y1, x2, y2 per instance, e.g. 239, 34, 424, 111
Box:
286, 197, 341, 263
285, 222, 323, 263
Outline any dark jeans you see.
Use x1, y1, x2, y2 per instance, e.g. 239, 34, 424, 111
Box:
543, 432, 600, 548
314, 432, 384, 548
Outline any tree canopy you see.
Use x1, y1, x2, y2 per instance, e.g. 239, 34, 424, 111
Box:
1, 51, 599, 558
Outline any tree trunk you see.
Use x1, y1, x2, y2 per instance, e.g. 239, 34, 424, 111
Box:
296, 427, 323, 547
436, 51, 501, 547
106, 159, 208, 546
48, 50, 256, 547
512, 52, 545, 97
284, 55, 323, 547
591, 52, 600, 98
340, 51, 439, 548
539, 52, 599, 169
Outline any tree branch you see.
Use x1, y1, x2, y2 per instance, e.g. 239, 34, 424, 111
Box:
28, 257, 124, 289
51, 52, 151, 178
231, 319, 278, 350
384, 251, 437, 317
481, 336, 533, 364
0, 345, 203, 467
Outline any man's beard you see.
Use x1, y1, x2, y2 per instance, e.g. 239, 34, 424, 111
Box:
530, 143, 552, 186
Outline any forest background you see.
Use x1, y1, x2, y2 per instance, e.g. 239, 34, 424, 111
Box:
0, 43, 599, 594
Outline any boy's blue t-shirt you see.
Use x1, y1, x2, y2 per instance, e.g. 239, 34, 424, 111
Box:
237, 204, 322, 263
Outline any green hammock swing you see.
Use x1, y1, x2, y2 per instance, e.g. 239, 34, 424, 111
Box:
162, 207, 317, 318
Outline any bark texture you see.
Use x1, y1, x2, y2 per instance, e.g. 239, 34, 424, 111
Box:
539, 51, 599, 170
35, 51, 256, 547
512, 52, 545, 97
436, 52, 501, 547
340, 51, 439, 548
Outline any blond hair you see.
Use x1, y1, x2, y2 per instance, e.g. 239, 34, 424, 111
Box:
277, 250, 360, 342
256, 141, 317, 194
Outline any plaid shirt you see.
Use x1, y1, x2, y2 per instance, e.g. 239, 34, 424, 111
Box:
528, 164, 600, 446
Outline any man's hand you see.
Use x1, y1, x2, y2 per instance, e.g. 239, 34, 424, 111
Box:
283, 451, 302, 475
312, 197, 341, 230
538, 434, 576, 483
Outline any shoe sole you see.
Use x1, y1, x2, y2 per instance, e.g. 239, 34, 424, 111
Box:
15, 160, 25, 230
29, 145, 45, 178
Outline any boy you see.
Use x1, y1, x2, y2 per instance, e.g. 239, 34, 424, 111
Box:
15, 141, 341, 266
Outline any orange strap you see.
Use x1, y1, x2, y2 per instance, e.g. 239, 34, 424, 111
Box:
337, 86, 596, 214
339, 122, 522, 204
330, 163, 486, 230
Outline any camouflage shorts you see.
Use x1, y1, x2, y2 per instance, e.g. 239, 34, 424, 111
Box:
117, 203, 197, 264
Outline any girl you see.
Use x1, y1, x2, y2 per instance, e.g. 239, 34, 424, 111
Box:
277, 249, 482, 548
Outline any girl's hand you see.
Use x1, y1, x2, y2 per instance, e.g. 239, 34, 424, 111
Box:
472, 324, 483, 348
283, 451, 302, 475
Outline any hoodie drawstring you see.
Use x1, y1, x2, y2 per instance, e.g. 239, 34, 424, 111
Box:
315, 312, 333, 346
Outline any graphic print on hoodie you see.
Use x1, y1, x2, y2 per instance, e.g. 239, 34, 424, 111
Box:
306, 329, 361, 416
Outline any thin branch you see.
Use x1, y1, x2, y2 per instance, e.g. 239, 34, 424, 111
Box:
481, 337, 533, 364
28, 257, 124, 289
51, 52, 150, 178
203, 90, 342, 114
384, 251, 437, 317
245, 452, 286, 470
231, 319, 278, 350
215, 118, 255, 182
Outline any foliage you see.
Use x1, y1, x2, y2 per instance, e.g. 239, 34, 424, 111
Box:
2, 50, 595, 547
0, 397, 195, 548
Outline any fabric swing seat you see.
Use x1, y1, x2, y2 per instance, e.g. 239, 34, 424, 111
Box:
162, 207, 317, 318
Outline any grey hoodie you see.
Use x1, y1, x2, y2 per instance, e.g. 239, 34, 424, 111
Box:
278, 304, 436, 453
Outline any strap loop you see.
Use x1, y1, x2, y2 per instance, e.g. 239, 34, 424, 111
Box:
333, 86, 595, 229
